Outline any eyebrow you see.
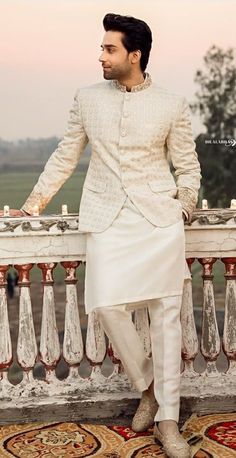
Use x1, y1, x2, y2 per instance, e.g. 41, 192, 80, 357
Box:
101, 44, 118, 49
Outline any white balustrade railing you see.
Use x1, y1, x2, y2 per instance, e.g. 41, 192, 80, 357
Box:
0, 207, 236, 422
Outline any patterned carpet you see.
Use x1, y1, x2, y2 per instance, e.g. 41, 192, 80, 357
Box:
0, 413, 235, 457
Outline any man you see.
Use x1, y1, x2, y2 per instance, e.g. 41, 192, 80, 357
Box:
1, 14, 201, 458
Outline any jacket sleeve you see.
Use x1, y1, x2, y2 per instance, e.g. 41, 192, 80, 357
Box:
166, 96, 201, 222
21, 89, 88, 214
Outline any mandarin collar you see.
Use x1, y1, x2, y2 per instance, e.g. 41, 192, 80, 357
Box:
111, 72, 152, 93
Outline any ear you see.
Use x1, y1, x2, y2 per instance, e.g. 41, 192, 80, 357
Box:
130, 49, 141, 64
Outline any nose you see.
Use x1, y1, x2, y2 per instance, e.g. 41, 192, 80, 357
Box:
99, 50, 106, 62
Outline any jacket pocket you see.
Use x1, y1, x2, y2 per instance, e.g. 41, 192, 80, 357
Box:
83, 179, 107, 193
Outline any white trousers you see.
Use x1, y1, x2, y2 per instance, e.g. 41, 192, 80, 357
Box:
96, 295, 182, 423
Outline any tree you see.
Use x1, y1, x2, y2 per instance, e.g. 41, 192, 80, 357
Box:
191, 45, 236, 207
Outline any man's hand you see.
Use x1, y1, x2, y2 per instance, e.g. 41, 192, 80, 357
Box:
0, 209, 26, 217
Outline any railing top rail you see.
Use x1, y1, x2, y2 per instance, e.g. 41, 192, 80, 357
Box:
0, 209, 235, 263
0, 208, 236, 234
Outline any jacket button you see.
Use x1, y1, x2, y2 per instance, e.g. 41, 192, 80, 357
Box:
121, 131, 126, 137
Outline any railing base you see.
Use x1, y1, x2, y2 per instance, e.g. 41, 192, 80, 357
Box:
180, 394, 236, 426
0, 390, 235, 426
0, 390, 139, 426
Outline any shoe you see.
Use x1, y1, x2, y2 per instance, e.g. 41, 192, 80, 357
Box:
154, 423, 191, 458
132, 391, 158, 432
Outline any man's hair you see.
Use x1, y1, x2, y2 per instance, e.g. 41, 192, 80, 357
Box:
103, 13, 152, 72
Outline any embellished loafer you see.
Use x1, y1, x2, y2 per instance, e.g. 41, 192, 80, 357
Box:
132, 391, 158, 432
154, 423, 191, 458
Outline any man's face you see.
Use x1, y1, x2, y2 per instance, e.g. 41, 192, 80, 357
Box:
99, 30, 133, 80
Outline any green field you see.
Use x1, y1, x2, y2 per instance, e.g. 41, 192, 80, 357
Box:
0, 169, 86, 214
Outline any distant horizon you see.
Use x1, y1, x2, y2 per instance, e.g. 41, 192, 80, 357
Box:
1, 0, 235, 140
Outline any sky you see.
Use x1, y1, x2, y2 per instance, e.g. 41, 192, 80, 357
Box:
0, 0, 235, 140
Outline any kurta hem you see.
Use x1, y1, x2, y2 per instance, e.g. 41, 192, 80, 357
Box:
85, 290, 184, 314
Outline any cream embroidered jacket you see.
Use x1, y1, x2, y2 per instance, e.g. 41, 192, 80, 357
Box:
22, 73, 201, 232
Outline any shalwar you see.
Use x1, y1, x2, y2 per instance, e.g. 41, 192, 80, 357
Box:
97, 295, 183, 422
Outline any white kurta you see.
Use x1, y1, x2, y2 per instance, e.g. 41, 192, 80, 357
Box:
84, 195, 191, 315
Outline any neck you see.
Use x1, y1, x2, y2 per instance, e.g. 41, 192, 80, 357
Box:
117, 71, 145, 92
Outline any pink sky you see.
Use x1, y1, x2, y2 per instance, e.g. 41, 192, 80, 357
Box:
0, 0, 235, 140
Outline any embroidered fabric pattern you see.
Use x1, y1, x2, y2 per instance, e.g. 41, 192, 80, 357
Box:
177, 188, 198, 222
22, 77, 201, 231
111, 72, 152, 92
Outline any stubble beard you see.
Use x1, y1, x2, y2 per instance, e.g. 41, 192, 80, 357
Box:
103, 69, 115, 80
103, 64, 131, 81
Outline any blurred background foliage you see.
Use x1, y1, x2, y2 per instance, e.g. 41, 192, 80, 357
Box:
191, 45, 236, 207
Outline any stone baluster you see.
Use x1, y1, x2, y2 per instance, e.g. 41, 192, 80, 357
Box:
14, 264, 37, 384
0, 265, 12, 393
222, 258, 236, 375
86, 311, 106, 384
181, 258, 199, 377
134, 306, 151, 357
61, 261, 84, 382
37, 263, 60, 383
198, 258, 220, 376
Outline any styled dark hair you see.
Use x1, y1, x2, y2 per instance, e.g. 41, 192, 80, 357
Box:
103, 13, 152, 72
